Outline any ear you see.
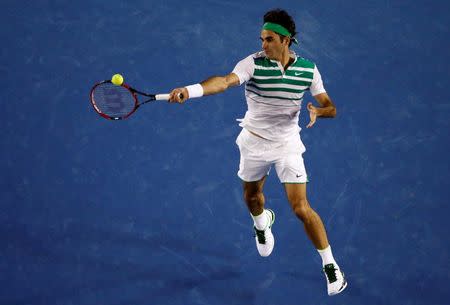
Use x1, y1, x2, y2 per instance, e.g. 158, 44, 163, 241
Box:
282, 36, 290, 46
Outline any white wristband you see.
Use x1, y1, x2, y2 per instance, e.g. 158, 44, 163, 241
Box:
185, 83, 204, 99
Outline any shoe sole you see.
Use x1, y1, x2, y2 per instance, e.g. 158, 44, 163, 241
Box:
329, 276, 348, 296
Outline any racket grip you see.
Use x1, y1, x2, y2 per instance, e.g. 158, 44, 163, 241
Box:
155, 94, 170, 100
154, 93, 184, 100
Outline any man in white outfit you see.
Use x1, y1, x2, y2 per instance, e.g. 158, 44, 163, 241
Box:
168, 8, 347, 296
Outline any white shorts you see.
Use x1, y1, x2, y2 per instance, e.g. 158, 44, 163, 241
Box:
235, 128, 308, 183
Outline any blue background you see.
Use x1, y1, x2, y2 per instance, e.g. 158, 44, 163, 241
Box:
1, 0, 449, 304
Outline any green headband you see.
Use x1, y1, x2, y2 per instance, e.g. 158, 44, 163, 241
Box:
262, 22, 298, 44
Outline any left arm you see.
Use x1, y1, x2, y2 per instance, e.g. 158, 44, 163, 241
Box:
311, 92, 336, 117
306, 92, 337, 128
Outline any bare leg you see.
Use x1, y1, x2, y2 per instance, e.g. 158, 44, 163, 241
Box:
243, 176, 267, 216
284, 183, 329, 249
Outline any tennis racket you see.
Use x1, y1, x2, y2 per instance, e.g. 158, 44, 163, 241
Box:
89, 80, 182, 120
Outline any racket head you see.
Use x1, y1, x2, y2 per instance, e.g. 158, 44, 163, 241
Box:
89, 80, 139, 120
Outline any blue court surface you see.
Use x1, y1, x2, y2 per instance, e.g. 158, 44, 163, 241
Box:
1, 0, 449, 304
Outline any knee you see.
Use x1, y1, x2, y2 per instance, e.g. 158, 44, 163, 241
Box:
291, 199, 313, 222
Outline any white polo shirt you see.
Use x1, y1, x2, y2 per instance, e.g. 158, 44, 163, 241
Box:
232, 51, 326, 141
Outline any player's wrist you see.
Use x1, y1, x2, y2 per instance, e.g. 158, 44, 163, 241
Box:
185, 84, 204, 99
315, 106, 335, 118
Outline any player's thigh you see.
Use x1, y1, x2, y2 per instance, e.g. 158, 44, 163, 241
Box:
284, 182, 308, 204
274, 153, 308, 184
238, 156, 271, 184
236, 128, 271, 183
273, 134, 307, 183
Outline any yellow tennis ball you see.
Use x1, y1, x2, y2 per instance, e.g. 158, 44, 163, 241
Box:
111, 74, 124, 86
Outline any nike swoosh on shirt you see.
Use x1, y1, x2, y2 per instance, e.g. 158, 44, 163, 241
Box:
294, 72, 304, 76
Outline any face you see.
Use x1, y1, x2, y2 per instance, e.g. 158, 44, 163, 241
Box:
260, 30, 289, 60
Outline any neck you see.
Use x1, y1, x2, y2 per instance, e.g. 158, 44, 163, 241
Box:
279, 48, 292, 69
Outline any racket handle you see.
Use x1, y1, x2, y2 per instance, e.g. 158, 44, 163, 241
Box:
155, 94, 169, 100
154, 93, 184, 100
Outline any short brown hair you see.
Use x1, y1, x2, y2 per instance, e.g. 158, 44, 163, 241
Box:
263, 9, 297, 46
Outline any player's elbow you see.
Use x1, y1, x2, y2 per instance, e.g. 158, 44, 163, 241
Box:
331, 107, 337, 117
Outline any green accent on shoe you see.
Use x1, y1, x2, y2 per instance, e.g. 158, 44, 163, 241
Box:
266, 209, 275, 227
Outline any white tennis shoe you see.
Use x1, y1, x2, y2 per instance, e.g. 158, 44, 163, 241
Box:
253, 209, 275, 257
323, 263, 348, 296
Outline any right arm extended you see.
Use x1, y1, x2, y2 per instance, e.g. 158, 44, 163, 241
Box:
168, 73, 240, 103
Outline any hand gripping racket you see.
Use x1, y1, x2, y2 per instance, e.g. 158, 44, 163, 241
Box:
89, 80, 182, 120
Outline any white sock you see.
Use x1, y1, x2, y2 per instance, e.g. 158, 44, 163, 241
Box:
317, 245, 337, 266
251, 210, 269, 230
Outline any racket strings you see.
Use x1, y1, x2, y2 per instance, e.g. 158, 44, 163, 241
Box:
91, 83, 136, 118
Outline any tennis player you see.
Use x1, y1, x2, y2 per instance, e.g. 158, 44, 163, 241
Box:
169, 8, 347, 296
